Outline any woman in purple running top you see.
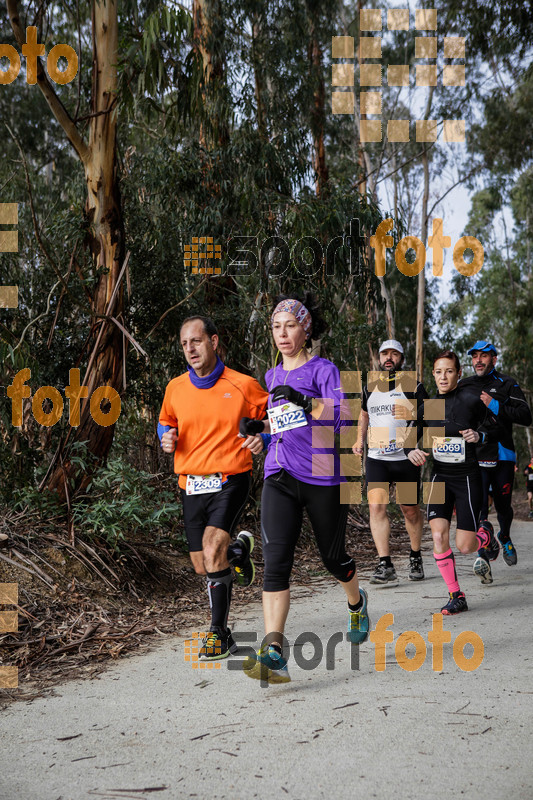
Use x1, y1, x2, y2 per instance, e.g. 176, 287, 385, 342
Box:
240, 292, 369, 684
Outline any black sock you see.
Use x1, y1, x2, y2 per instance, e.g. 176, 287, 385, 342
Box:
380, 556, 392, 568
270, 643, 282, 656
410, 549, 421, 559
206, 568, 233, 630
348, 596, 363, 612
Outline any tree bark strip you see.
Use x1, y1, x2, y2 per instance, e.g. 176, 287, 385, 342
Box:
8, 0, 125, 498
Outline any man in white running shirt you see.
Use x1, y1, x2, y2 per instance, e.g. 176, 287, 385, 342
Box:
353, 340, 428, 585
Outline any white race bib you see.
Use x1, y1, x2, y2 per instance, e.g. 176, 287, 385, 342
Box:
186, 473, 222, 495
267, 402, 308, 435
432, 436, 465, 464
378, 439, 400, 455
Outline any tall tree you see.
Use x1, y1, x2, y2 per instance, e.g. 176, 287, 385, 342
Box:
7, 0, 125, 497
307, 0, 329, 196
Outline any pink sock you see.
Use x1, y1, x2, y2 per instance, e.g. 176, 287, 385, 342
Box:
476, 527, 490, 549
434, 549, 460, 594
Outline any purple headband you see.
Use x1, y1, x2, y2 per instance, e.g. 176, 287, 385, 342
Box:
271, 299, 312, 336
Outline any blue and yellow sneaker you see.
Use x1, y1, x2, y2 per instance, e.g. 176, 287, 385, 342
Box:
348, 587, 370, 644
243, 645, 291, 683
497, 533, 517, 566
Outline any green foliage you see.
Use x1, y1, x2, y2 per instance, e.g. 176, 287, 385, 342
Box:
72, 459, 182, 549
14, 456, 183, 550
470, 68, 533, 176
2, 0, 532, 528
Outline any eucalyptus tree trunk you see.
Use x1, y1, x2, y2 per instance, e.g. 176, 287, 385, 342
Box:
8, 0, 125, 498
193, 0, 229, 148
416, 84, 435, 382
309, 14, 329, 195
192, 0, 236, 347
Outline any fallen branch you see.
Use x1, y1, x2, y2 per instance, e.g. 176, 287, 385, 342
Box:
0, 550, 54, 586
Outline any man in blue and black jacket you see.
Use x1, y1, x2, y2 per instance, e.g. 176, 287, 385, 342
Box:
459, 340, 532, 571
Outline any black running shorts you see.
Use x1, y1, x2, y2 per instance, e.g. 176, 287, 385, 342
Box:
426, 471, 482, 532
365, 456, 421, 505
180, 472, 251, 552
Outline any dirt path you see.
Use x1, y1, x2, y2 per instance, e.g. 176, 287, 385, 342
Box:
1, 517, 532, 800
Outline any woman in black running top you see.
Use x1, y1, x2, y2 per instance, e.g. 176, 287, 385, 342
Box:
405, 350, 498, 615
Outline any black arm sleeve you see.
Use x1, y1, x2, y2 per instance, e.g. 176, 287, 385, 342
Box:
499, 382, 533, 427
475, 402, 500, 443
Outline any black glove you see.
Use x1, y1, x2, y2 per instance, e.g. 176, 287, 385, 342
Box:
239, 417, 265, 436
271, 385, 313, 413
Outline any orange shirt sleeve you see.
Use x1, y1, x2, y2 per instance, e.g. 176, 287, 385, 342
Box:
244, 377, 269, 420
159, 379, 179, 428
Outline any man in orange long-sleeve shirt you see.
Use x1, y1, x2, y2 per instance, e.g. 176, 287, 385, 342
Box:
159, 316, 268, 661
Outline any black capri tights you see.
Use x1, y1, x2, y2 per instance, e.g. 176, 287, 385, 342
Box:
261, 469, 355, 592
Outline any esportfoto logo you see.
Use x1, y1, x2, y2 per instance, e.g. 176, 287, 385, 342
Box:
186, 216, 483, 279
185, 614, 484, 686
332, 8, 466, 143
184, 237, 222, 275
184, 632, 222, 670
0, 27, 78, 86
6, 368, 122, 429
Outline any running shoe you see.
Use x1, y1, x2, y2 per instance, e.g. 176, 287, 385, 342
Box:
473, 555, 493, 584
441, 591, 468, 615
243, 645, 291, 683
477, 520, 499, 562
497, 532, 517, 566
528, 511, 533, 519
198, 627, 238, 661
408, 555, 425, 581
232, 531, 256, 587
348, 587, 370, 644
369, 562, 398, 586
